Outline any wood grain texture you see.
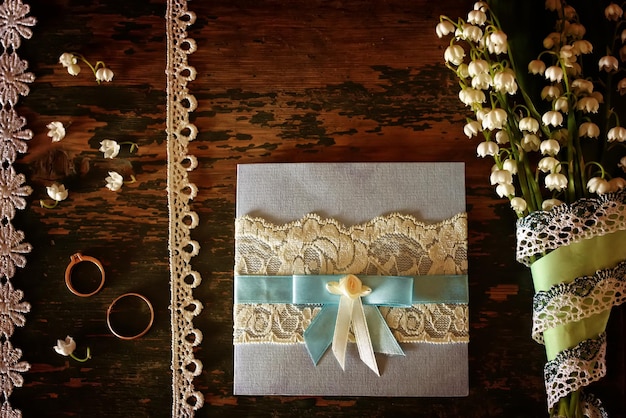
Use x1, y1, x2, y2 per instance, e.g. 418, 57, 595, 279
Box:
9, 0, 625, 417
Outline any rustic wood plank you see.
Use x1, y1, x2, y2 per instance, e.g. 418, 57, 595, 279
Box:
8, 0, 624, 416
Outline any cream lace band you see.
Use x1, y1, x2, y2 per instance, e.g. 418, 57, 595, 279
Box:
234, 213, 469, 345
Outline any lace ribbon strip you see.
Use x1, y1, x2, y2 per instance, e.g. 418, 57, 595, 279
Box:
544, 333, 607, 411
234, 213, 469, 349
0, 0, 35, 416
166, 0, 204, 416
532, 259, 626, 344
516, 190, 626, 266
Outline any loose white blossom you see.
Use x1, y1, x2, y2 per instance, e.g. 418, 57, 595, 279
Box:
436, 21, 455, 38
608, 126, 626, 142
519, 116, 539, 133
599, 55, 619, 72
67, 63, 81, 76
477, 141, 499, 157
53, 336, 91, 362
540, 139, 560, 156
579, 122, 600, 138
99, 139, 120, 158
105, 171, 124, 191
95, 67, 114, 82
58, 53, 76, 68
496, 183, 515, 198
46, 183, 68, 202
545, 65, 564, 82
542, 110, 564, 127
510, 197, 527, 214
53, 336, 76, 356
444, 45, 465, 65
605, 3, 624, 21
545, 173, 568, 191
619, 156, 626, 172
46, 121, 65, 142
587, 177, 611, 194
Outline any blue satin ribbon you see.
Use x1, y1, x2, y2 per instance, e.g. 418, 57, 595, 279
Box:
234, 274, 468, 365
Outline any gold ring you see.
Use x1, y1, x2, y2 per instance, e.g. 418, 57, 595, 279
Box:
106, 293, 154, 340
64, 253, 106, 297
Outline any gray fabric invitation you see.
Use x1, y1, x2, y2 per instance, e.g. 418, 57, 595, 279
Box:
234, 162, 468, 396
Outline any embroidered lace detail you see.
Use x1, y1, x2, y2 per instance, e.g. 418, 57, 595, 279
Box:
516, 190, 626, 266
234, 304, 321, 344
0, 166, 31, 220
235, 212, 468, 276
544, 333, 606, 411
532, 260, 626, 344
380, 304, 468, 343
0, 0, 35, 50
234, 303, 469, 344
579, 392, 609, 418
0, 2, 33, 415
166, 0, 204, 416
234, 213, 468, 344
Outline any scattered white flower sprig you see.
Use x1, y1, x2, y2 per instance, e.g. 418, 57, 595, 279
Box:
99, 139, 139, 159
437, 1, 626, 216
105, 171, 136, 192
53, 336, 91, 362
59, 52, 114, 84
39, 183, 68, 209
46, 121, 66, 142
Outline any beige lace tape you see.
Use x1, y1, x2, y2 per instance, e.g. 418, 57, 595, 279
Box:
234, 213, 469, 344
167, 0, 204, 415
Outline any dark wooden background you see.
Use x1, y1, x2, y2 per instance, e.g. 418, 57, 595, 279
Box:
10, 0, 625, 416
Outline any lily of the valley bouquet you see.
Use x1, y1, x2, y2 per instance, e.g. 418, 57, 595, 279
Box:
437, 1, 626, 417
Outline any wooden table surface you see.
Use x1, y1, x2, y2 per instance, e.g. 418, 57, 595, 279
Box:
10, 0, 625, 416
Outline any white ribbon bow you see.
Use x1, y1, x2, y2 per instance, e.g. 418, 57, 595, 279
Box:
326, 274, 379, 375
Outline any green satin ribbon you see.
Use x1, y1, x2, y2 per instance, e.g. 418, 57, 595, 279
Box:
530, 229, 626, 360
235, 274, 468, 365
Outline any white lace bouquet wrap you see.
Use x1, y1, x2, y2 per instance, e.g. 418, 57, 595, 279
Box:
516, 190, 626, 415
